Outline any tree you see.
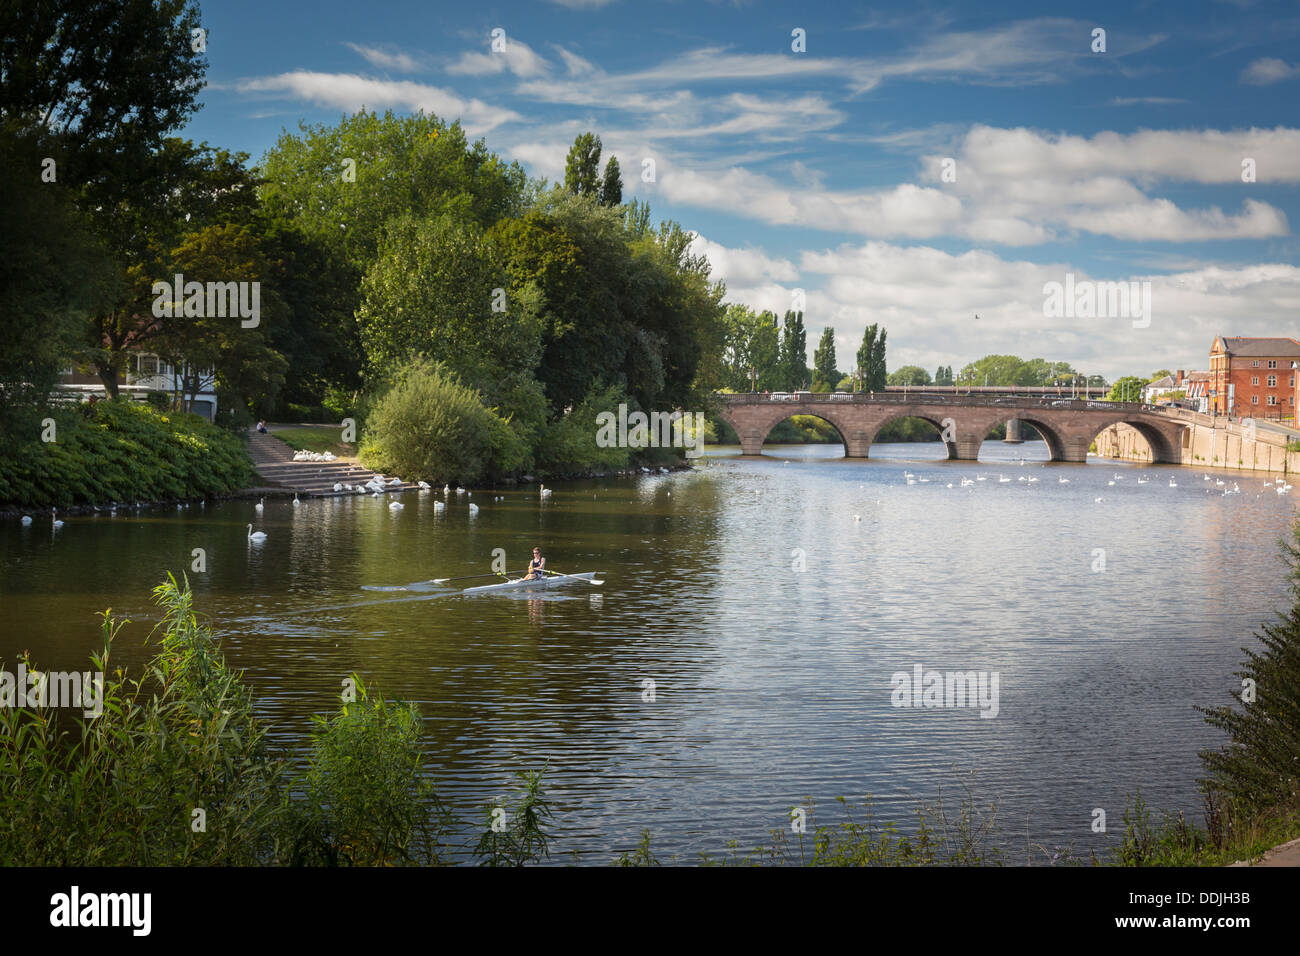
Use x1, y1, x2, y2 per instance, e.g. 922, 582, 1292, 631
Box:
564, 132, 602, 198
812, 328, 838, 391
0, 123, 117, 440
599, 156, 622, 206
934, 365, 954, 386
856, 324, 887, 391
888, 366, 931, 386
1107, 376, 1146, 403
779, 311, 807, 390
1198, 519, 1300, 816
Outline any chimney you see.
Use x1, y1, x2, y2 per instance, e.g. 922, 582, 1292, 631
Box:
1176, 369, 1185, 384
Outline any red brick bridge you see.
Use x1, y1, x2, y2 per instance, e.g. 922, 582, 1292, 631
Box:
716, 392, 1186, 463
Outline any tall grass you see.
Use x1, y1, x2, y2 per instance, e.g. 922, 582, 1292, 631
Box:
0, 574, 551, 866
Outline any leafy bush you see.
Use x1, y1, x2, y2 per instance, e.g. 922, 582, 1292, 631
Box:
359, 359, 523, 484
0, 400, 254, 507
535, 382, 633, 474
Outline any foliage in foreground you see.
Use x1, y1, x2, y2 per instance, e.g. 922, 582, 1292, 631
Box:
0, 400, 254, 508
0, 575, 550, 866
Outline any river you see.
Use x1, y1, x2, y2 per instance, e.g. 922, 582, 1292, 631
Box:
1, 440, 1293, 863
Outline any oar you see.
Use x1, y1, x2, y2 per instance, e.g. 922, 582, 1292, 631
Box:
431, 570, 528, 584
544, 569, 605, 586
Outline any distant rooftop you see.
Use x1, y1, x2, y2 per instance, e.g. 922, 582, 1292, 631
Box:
1217, 336, 1300, 357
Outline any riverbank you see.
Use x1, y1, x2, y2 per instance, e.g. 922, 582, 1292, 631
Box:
1097, 410, 1299, 474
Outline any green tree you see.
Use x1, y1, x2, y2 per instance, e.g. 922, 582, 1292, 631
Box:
934, 365, 954, 386
599, 155, 622, 206
258, 110, 531, 276
857, 324, 887, 391
0, 123, 116, 442
888, 366, 932, 386
564, 132, 602, 198
812, 328, 839, 391
1107, 376, 1147, 402
1199, 519, 1300, 818
780, 311, 808, 390
356, 213, 542, 394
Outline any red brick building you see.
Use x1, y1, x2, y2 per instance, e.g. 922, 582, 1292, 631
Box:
1208, 336, 1300, 419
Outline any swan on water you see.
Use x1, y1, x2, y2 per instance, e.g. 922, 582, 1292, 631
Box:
539, 485, 552, 497
433, 500, 445, 511
292, 493, 301, 507
246, 524, 267, 541
255, 497, 264, 513
334, 482, 343, 492
1058, 477, 1069, 483
389, 501, 404, 510
468, 503, 479, 515
52, 508, 64, 529
418, 481, 431, 489
1169, 479, 1177, 487
20, 515, 32, 526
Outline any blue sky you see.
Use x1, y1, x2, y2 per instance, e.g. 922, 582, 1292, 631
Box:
185, 0, 1300, 379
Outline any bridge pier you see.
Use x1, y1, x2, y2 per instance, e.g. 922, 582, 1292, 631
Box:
952, 438, 982, 460
1003, 418, 1023, 444
845, 430, 871, 458
739, 429, 765, 456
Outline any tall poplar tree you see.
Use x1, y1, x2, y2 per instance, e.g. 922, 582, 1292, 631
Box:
812, 327, 838, 390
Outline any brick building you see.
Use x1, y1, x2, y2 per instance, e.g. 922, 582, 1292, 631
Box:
1208, 337, 1300, 419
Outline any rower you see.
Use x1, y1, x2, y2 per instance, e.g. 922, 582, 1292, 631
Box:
524, 547, 546, 580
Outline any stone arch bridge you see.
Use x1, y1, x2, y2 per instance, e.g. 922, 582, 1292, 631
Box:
716, 392, 1185, 463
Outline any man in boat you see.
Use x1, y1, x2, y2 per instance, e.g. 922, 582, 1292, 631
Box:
523, 547, 547, 580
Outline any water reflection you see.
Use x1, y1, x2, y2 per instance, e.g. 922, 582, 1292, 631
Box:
1, 440, 1295, 862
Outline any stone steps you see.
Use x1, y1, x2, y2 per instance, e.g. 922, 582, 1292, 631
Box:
245, 428, 422, 496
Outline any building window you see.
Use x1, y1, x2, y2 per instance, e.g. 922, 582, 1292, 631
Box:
1252, 376, 1259, 385
1268, 375, 1277, 387
1268, 395, 1278, 405
1268, 360, 1278, 369
1252, 360, 1260, 367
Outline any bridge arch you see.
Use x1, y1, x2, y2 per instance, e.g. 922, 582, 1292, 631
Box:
1081, 416, 1182, 464
868, 412, 959, 459
714, 405, 859, 457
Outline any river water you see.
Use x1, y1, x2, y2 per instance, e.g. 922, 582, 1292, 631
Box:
1, 440, 1294, 863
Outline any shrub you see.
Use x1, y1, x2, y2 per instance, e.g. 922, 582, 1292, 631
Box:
359, 358, 522, 484
0, 400, 254, 507
535, 382, 633, 475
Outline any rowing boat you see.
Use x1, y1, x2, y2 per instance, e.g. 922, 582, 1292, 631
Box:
462, 572, 601, 594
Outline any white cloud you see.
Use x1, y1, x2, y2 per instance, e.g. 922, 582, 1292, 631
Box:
1241, 57, 1300, 85
234, 72, 521, 135
344, 43, 425, 73
447, 38, 549, 78
700, 234, 1300, 379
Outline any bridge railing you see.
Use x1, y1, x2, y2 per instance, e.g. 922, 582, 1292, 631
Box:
718, 391, 1151, 413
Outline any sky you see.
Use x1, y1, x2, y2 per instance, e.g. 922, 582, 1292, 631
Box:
183, 0, 1300, 381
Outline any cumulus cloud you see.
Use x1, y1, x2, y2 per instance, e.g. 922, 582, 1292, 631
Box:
696, 234, 1300, 379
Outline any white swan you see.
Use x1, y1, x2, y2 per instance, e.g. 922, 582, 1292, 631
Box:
418, 481, 431, 489
539, 485, 552, 497
389, 501, 404, 510
254, 497, 264, 513
433, 499, 445, 511
52, 508, 64, 529
1058, 477, 1070, 483
998, 475, 1011, 483
333, 482, 343, 492
246, 524, 267, 541
20, 515, 32, 526
468, 503, 479, 515
443, 484, 450, 494
1169, 479, 1177, 487
292, 493, 301, 507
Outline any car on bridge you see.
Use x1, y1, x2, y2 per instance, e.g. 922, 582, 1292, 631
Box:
768, 392, 798, 401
